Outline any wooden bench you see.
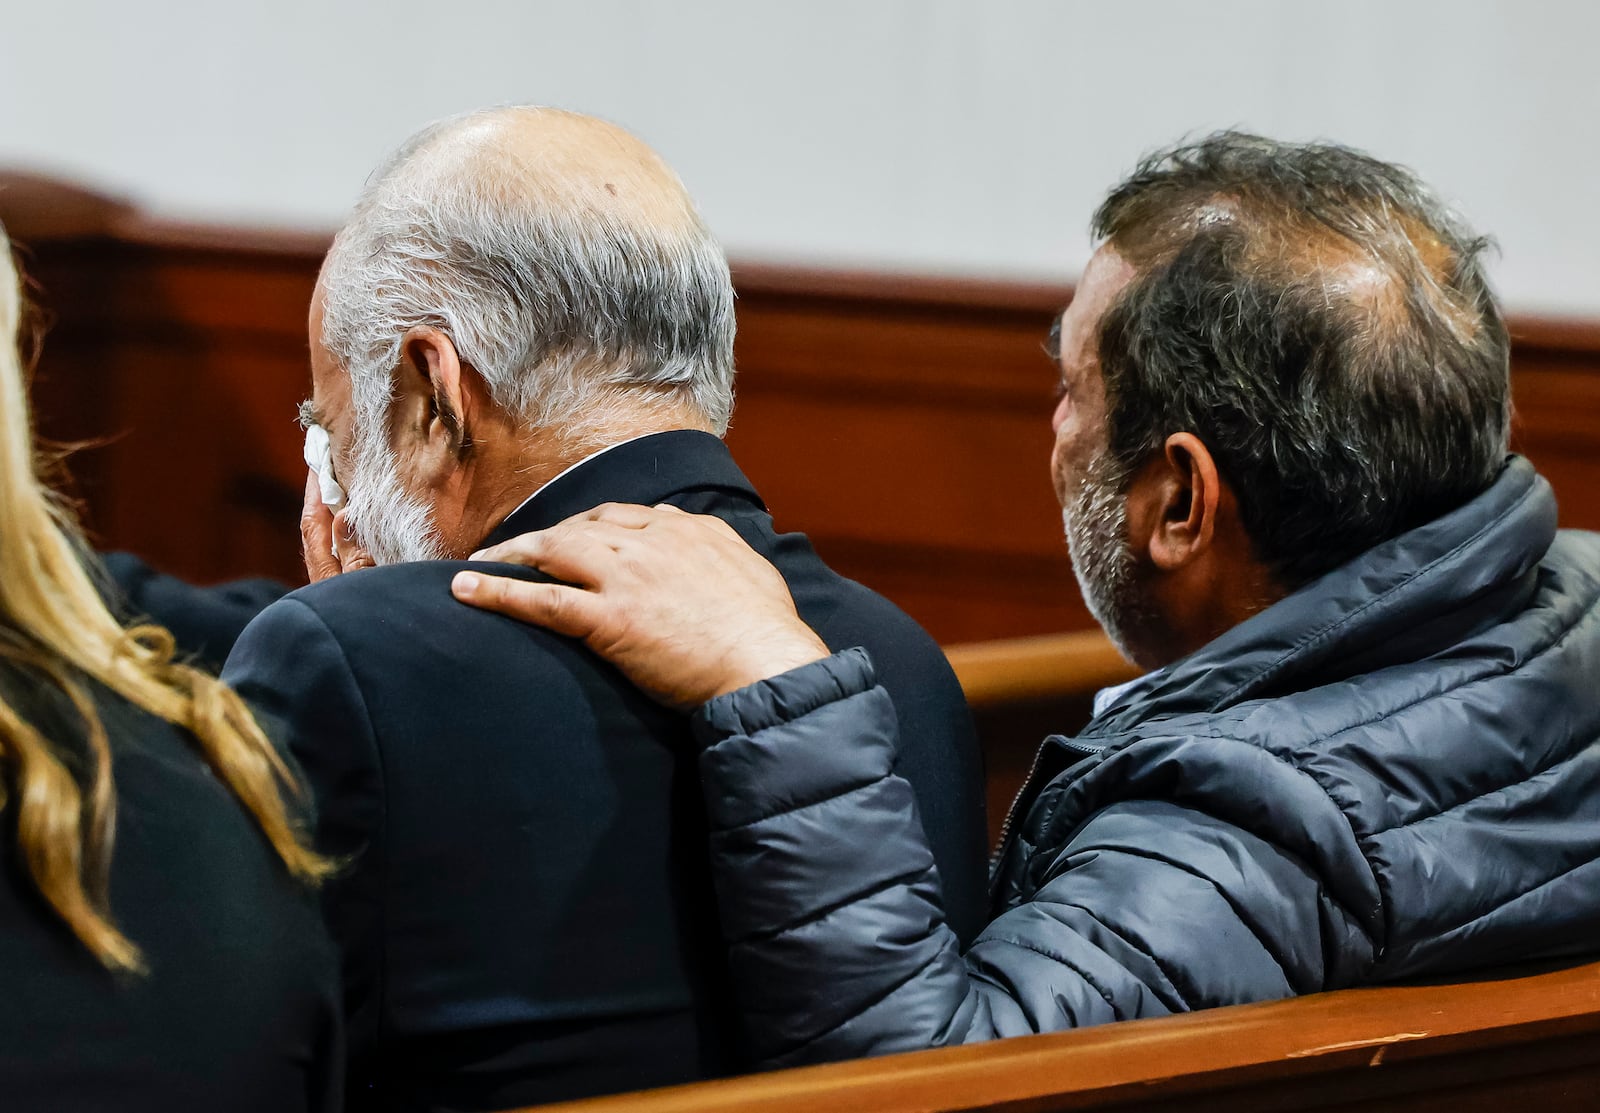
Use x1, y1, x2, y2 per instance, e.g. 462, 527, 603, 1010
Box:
529, 959, 1600, 1112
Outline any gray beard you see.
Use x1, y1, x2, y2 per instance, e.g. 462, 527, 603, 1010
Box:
1062, 457, 1146, 663
341, 424, 448, 566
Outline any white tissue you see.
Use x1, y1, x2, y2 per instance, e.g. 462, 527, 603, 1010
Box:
303, 423, 347, 510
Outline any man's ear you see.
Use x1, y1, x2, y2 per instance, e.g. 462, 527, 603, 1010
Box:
393, 326, 472, 464
1129, 432, 1224, 573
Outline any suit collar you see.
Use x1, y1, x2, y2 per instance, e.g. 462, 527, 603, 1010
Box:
479, 429, 764, 549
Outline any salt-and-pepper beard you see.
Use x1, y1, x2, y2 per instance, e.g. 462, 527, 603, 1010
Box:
1061, 452, 1152, 665
339, 414, 448, 566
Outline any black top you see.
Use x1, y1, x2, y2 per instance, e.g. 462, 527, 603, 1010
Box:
222, 430, 984, 1111
0, 663, 342, 1113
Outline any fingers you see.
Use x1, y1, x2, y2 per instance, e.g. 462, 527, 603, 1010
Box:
332, 510, 376, 574
471, 505, 655, 564
470, 518, 646, 585
451, 571, 603, 638
472, 503, 744, 565
647, 502, 743, 546
601, 501, 738, 545
576, 502, 665, 528
303, 474, 376, 581
686, 511, 746, 545
301, 472, 341, 583
454, 499, 824, 710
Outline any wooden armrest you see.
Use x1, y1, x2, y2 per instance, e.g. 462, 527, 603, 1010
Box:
528, 960, 1600, 1112
944, 629, 1140, 710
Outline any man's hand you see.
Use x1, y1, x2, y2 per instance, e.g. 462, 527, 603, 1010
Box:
450, 503, 830, 711
301, 471, 374, 583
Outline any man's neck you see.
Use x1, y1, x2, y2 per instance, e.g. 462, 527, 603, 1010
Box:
1133, 562, 1288, 671
495, 433, 654, 532
451, 405, 718, 556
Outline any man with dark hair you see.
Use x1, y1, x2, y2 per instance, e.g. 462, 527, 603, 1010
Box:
452, 131, 1600, 1064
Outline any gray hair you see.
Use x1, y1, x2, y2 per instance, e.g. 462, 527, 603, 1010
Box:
1090, 131, 1510, 588
320, 108, 737, 450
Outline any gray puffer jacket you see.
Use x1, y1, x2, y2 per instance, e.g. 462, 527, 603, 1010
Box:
691, 457, 1600, 1066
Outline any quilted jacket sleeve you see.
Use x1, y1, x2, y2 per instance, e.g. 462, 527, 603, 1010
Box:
693, 649, 1340, 1067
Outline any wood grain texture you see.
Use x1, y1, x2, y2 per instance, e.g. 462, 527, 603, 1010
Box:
945, 629, 1138, 710
7, 177, 1600, 648
527, 960, 1600, 1113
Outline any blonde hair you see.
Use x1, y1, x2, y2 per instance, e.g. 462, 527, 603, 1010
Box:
0, 224, 330, 971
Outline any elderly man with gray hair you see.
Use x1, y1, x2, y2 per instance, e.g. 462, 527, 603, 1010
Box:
220, 107, 984, 1111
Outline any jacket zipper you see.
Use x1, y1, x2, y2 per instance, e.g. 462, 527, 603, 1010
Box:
989, 736, 1106, 870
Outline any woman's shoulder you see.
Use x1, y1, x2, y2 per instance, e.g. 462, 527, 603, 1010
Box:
0, 656, 341, 1112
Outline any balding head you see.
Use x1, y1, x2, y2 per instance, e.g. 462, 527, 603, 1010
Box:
313, 106, 735, 564
1085, 131, 1510, 589
370, 107, 703, 239
321, 105, 734, 438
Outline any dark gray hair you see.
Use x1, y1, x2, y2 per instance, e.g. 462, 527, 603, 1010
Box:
320, 108, 736, 443
1091, 131, 1510, 588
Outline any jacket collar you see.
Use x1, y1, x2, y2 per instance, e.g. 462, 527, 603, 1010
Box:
478, 429, 764, 550
1085, 456, 1557, 733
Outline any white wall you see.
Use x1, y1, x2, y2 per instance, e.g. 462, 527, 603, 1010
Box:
3, 0, 1597, 313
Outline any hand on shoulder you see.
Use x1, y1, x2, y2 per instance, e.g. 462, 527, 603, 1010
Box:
452, 503, 830, 711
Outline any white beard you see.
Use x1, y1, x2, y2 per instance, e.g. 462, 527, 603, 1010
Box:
340, 422, 448, 566
1061, 456, 1147, 663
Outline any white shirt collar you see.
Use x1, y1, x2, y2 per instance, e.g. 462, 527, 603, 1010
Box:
1092, 671, 1155, 719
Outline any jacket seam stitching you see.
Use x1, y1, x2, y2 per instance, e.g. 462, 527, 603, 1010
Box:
764, 941, 952, 1062
734, 864, 936, 945
1217, 477, 1543, 708
278, 596, 391, 1052
1408, 851, 1600, 948
712, 771, 886, 834
1375, 746, 1587, 840
707, 650, 868, 739
1026, 897, 1196, 1012
1036, 837, 1303, 1001
1033, 738, 1383, 944
980, 935, 1127, 1017
1363, 589, 1600, 836
1302, 568, 1600, 760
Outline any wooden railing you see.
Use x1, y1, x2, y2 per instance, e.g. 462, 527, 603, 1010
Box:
7, 172, 1600, 645
946, 628, 1138, 710
528, 959, 1600, 1112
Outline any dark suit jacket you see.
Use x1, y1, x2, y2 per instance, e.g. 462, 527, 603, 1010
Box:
99, 551, 290, 673
222, 431, 984, 1111
0, 664, 342, 1113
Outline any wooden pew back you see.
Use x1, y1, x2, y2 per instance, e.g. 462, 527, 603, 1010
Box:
531, 960, 1600, 1113
7, 173, 1600, 646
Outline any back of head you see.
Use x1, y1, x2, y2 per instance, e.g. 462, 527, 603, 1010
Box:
1092, 131, 1511, 588
0, 225, 327, 972
320, 106, 736, 445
